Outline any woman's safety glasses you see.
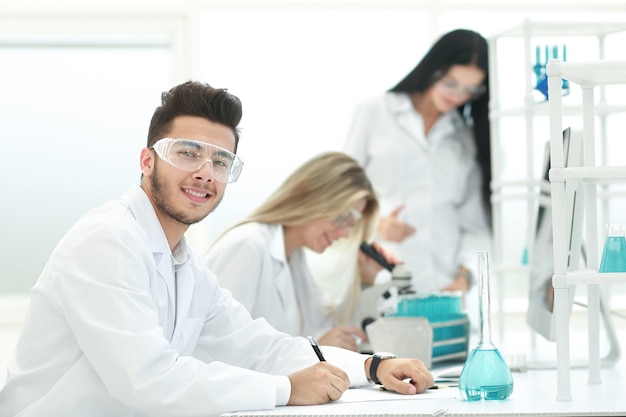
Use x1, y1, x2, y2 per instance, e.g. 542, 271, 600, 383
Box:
331, 208, 362, 229
432, 71, 486, 101
151, 138, 244, 183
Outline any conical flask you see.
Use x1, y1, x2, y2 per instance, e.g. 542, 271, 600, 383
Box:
459, 251, 513, 401
599, 222, 626, 273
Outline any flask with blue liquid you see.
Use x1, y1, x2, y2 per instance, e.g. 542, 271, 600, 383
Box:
599, 222, 626, 273
458, 251, 513, 401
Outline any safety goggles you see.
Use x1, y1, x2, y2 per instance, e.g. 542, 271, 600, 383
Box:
433, 72, 486, 101
331, 208, 362, 229
151, 138, 244, 183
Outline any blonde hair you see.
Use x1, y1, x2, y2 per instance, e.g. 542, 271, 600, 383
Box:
214, 151, 379, 323
245, 151, 377, 232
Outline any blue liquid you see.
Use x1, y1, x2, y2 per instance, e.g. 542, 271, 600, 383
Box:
599, 236, 626, 273
521, 247, 529, 266
461, 384, 514, 401
459, 348, 514, 401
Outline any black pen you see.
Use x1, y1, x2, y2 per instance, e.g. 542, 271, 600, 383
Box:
307, 336, 326, 361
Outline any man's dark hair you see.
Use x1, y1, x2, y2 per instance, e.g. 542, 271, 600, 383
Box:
147, 81, 242, 153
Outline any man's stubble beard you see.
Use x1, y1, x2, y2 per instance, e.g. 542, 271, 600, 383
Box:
150, 161, 223, 226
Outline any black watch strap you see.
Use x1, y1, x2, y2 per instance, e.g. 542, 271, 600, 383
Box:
369, 352, 396, 385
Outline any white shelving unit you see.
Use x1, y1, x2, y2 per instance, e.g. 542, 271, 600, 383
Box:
488, 20, 626, 339
547, 60, 626, 400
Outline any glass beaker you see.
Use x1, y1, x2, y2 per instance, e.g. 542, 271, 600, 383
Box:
599, 222, 626, 273
458, 251, 513, 401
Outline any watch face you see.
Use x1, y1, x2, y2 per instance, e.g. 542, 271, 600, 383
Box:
374, 352, 396, 359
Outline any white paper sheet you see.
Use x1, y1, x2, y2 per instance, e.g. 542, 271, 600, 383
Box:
335, 384, 460, 403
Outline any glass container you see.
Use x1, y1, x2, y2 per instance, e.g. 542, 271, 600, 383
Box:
599, 222, 626, 273
458, 251, 514, 401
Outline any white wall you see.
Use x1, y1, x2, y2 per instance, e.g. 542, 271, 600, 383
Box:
1, 1, 626, 302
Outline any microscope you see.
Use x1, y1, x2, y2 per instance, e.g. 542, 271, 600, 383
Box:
358, 242, 469, 368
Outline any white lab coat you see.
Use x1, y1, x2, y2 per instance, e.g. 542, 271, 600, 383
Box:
204, 223, 333, 340
344, 92, 491, 292
0, 185, 369, 417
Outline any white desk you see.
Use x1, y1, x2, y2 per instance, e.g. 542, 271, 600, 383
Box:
223, 321, 626, 417
223, 364, 626, 416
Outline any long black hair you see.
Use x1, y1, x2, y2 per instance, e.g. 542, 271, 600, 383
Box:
390, 29, 491, 226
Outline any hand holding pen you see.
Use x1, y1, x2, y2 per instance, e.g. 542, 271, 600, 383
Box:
296, 336, 434, 401
285, 337, 349, 405
307, 336, 326, 361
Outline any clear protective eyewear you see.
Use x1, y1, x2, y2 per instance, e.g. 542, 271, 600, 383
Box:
331, 207, 363, 229
151, 138, 244, 183
434, 72, 486, 100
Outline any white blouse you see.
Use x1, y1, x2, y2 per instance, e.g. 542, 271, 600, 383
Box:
344, 92, 492, 292
205, 222, 333, 340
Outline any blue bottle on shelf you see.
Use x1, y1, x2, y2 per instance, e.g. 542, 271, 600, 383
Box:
599, 222, 626, 273
459, 252, 513, 401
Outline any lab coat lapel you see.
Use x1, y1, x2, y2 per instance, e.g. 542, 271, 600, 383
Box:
153, 253, 174, 335
170, 244, 197, 348
269, 226, 296, 313
124, 185, 178, 338
123, 186, 197, 346
387, 93, 427, 148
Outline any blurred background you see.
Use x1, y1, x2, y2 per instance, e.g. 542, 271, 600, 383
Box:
2, 0, 626, 381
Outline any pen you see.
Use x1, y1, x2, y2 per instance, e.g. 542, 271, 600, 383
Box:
307, 336, 326, 361
428, 384, 458, 389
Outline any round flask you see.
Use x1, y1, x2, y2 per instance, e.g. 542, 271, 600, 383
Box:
458, 251, 513, 401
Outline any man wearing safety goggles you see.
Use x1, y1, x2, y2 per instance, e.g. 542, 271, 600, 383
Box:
0, 81, 433, 417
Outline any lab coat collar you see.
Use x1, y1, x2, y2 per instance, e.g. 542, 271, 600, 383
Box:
121, 184, 173, 259
269, 224, 288, 264
121, 184, 195, 345
386, 91, 464, 144
122, 185, 189, 265
386, 91, 414, 115
386, 91, 464, 124
266, 223, 306, 330
120, 184, 193, 273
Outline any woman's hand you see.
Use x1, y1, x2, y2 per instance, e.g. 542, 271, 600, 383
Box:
358, 242, 403, 286
377, 205, 416, 242
317, 326, 368, 351
440, 266, 471, 293
440, 275, 470, 293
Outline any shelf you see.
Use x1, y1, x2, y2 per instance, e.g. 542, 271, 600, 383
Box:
547, 60, 626, 86
493, 21, 626, 38
548, 56, 626, 402
491, 103, 626, 118
491, 20, 626, 403
550, 165, 626, 182
553, 270, 626, 286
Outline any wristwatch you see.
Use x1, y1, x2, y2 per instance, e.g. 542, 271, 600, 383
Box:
369, 352, 397, 385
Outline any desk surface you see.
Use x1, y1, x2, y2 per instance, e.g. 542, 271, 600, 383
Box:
223, 365, 626, 416
223, 325, 626, 417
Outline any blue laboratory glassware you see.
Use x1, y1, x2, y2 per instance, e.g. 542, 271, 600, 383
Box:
459, 252, 513, 401
599, 222, 626, 273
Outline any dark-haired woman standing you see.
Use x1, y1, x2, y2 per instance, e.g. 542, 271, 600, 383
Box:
344, 29, 492, 304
